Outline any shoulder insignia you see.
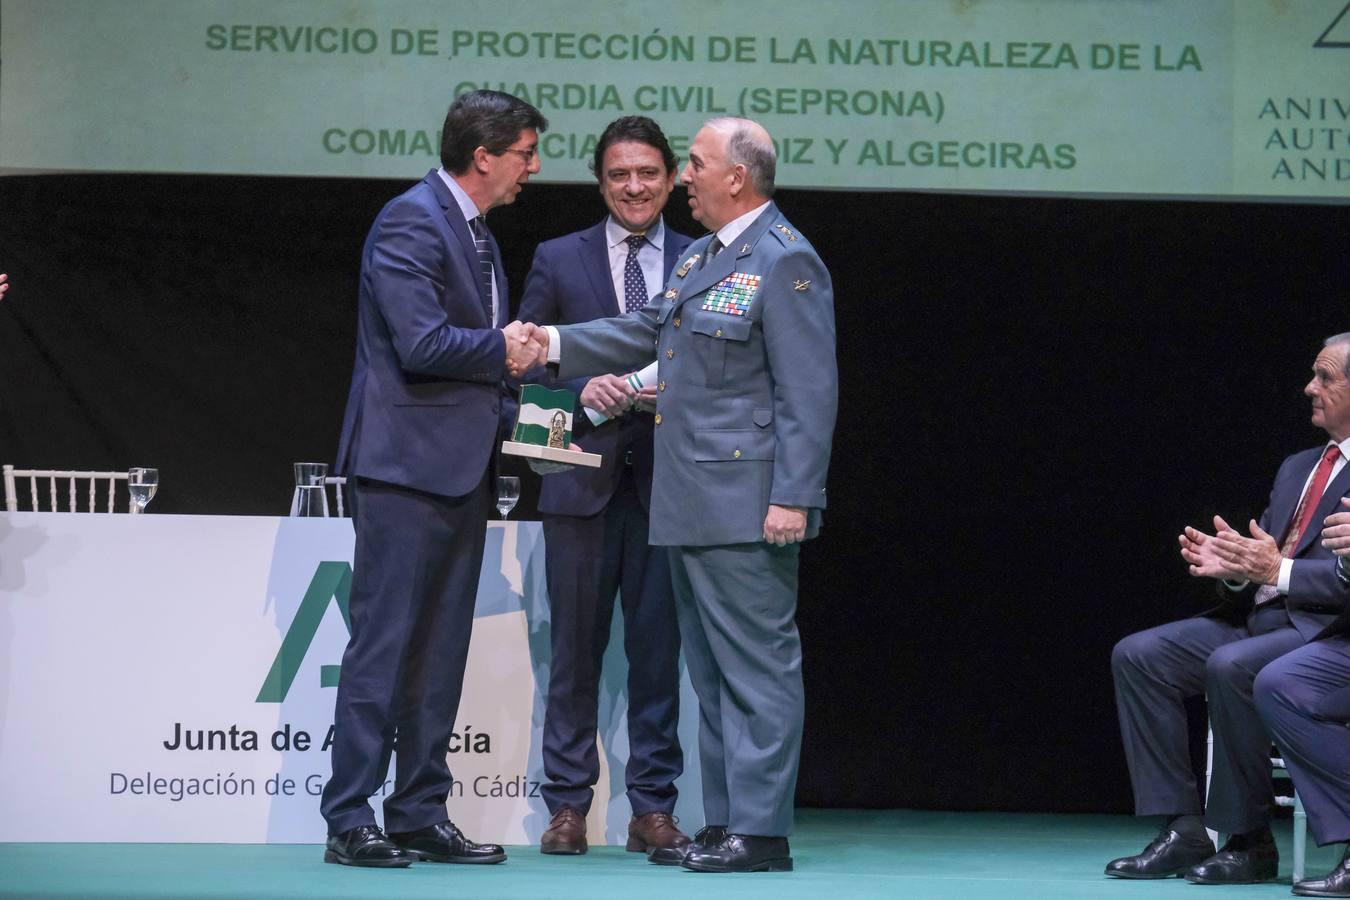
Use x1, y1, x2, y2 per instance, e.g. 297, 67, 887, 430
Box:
676, 255, 699, 278
793, 279, 811, 292
774, 224, 798, 241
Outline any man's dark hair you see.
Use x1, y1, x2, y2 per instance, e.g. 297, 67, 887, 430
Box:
589, 116, 679, 180
440, 90, 549, 174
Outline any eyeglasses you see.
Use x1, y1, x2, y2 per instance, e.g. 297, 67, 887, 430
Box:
499, 147, 536, 163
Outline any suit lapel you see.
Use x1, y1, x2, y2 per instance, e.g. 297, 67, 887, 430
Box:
1268, 448, 1316, 545
577, 222, 617, 318
677, 204, 780, 303
662, 231, 689, 281
423, 171, 493, 325
488, 231, 506, 328
1294, 450, 1350, 556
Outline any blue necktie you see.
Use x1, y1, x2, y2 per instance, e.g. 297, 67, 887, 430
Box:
471, 215, 495, 325
623, 234, 649, 313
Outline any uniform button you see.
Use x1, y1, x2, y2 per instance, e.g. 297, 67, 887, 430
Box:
714, 328, 723, 338
673, 317, 681, 328
658, 380, 666, 392
654, 414, 663, 425
666, 348, 674, 359
733, 449, 742, 459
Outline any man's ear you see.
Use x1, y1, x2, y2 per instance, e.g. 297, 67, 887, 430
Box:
471, 145, 492, 175
727, 164, 746, 198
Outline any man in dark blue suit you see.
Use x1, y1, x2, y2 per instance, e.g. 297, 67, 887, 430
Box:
518, 116, 693, 857
1254, 335, 1350, 898
320, 90, 548, 868
1108, 334, 1350, 884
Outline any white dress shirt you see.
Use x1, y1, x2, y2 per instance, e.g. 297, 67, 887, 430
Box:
605, 216, 667, 315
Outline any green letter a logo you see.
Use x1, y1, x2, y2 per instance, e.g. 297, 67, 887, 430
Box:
256, 561, 352, 703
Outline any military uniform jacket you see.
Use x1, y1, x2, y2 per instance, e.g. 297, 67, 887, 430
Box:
557, 203, 837, 546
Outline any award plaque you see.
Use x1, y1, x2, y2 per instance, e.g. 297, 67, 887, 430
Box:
501, 384, 602, 469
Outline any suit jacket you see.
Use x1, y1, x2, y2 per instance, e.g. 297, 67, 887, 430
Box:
519, 219, 692, 517
1211, 445, 1350, 641
556, 204, 838, 546
335, 170, 512, 498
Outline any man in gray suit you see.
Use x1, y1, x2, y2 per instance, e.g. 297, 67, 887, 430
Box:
512, 116, 837, 873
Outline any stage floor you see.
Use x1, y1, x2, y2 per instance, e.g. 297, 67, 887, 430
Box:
0, 809, 1338, 899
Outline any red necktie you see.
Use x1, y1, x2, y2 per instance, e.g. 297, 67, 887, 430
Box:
1283, 444, 1342, 555
1253, 444, 1342, 607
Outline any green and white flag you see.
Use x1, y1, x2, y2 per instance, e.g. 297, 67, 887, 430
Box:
513, 385, 576, 448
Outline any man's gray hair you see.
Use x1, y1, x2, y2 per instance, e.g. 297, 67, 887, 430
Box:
1324, 332, 1350, 377
708, 117, 776, 198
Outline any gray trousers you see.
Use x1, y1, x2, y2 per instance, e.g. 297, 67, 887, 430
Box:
669, 542, 802, 837
1111, 603, 1302, 834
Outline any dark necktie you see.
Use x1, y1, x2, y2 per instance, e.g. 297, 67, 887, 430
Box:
1254, 443, 1342, 605
623, 234, 649, 313
470, 215, 495, 325
699, 235, 723, 269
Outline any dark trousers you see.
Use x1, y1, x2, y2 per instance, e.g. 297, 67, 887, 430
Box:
540, 469, 683, 816
670, 541, 802, 837
320, 473, 490, 835
1256, 638, 1350, 845
1111, 603, 1303, 833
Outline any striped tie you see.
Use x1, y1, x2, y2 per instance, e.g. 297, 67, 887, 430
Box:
470, 215, 495, 325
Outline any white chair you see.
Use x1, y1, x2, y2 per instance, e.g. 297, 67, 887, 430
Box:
2, 465, 139, 513
1204, 726, 1307, 882
326, 476, 349, 517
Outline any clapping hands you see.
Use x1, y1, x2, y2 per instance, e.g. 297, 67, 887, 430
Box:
502, 320, 549, 376
1179, 515, 1281, 585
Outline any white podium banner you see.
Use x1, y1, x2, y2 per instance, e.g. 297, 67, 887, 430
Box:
0, 512, 701, 844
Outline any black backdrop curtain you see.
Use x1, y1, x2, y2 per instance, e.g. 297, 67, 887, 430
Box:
1, 172, 1347, 811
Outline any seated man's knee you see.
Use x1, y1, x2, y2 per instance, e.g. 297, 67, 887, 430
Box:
1252, 663, 1284, 717
1204, 642, 1256, 693
1112, 630, 1159, 676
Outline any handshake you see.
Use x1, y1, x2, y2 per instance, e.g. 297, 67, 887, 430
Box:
502, 321, 550, 377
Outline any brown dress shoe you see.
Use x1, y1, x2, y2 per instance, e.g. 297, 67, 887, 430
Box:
626, 811, 690, 853
541, 807, 587, 855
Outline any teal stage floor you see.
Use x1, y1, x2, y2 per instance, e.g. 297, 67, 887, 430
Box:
1, 809, 1339, 899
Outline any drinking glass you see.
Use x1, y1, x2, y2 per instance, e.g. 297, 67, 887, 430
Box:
496, 476, 520, 519
128, 467, 159, 512
291, 462, 330, 517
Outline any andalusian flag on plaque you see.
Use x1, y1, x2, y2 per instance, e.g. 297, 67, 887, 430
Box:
501, 385, 602, 469
513, 385, 575, 446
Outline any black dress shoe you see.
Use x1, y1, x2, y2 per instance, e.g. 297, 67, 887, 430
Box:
1294, 846, 1350, 897
682, 833, 792, 873
1183, 837, 1278, 884
1104, 828, 1215, 879
323, 824, 412, 868
649, 825, 727, 866
388, 820, 506, 864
